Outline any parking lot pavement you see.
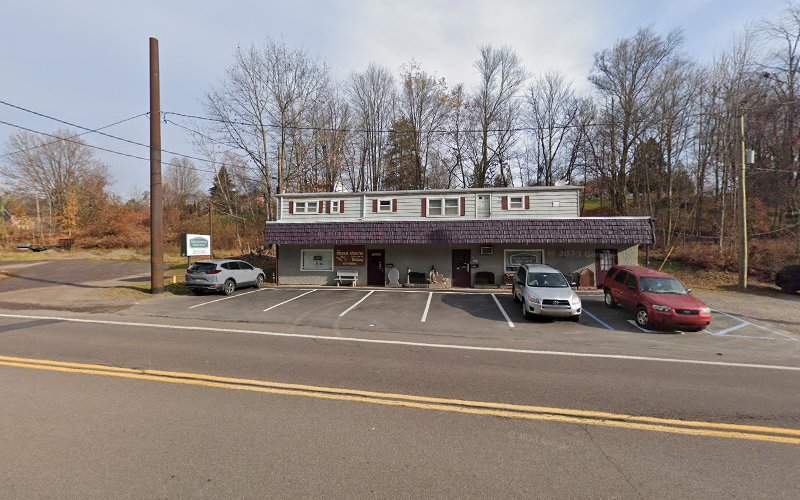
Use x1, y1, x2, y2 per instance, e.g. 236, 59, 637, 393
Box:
129, 286, 800, 350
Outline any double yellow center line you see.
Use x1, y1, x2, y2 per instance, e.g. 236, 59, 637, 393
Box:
1, 354, 799, 445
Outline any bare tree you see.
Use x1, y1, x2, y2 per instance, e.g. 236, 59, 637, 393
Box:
526, 70, 579, 185
589, 27, 684, 214
468, 45, 527, 187
1, 129, 109, 234
347, 63, 396, 191
396, 61, 450, 189
164, 157, 202, 211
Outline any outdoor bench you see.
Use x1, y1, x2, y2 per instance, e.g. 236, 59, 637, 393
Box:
334, 270, 359, 287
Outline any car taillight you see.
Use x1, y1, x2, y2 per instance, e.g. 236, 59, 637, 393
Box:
207, 269, 221, 274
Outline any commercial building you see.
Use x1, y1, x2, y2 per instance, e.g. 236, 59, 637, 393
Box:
265, 187, 654, 288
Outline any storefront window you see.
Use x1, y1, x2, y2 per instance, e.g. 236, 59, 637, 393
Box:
301, 249, 333, 271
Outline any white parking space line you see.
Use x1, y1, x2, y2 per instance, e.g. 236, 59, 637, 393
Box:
582, 308, 615, 330
491, 294, 515, 328
338, 290, 375, 317
2, 312, 799, 372
420, 292, 433, 323
712, 310, 798, 341
188, 288, 270, 309
711, 323, 748, 336
263, 290, 316, 312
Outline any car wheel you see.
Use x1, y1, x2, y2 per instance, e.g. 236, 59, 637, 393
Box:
635, 306, 650, 328
569, 314, 581, 322
512, 289, 521, 303
521, 300, 532, 320
255, 274, 265, 289
223, 279, 236, 296
780, 285, 798, 294
604, 289, 616, 308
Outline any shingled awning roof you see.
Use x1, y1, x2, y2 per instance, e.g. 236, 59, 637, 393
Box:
266, 218, 654, 246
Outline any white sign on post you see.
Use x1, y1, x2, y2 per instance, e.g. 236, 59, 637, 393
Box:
183, 234, 212, 257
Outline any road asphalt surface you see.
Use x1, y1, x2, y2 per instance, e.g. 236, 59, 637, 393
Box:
0, 262, 798, 498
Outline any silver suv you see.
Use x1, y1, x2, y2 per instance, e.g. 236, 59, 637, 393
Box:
512, 264, 581, 321
185, 259, 266, 295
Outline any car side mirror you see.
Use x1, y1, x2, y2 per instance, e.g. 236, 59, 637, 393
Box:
626, 284, 636, 291
686, 288, 692, 294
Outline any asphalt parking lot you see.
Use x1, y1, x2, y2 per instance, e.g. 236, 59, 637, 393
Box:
133, 285, 800, 347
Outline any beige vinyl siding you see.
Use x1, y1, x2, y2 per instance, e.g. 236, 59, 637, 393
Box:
491, 191, 578, 219
278, 188, 580, 222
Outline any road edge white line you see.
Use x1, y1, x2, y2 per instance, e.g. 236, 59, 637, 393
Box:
0, 313, 798, 372
263, 290, 316, 312
421, 292, 433, 323
491, 294, 515, 328
338, 290, 374, 317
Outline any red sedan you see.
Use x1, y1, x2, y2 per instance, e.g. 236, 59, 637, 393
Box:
602, 266, 712, 332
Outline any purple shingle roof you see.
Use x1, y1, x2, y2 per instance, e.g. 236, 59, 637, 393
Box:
266, 218, 654, 245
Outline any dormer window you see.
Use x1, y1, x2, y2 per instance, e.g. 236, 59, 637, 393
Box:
294, 201, 318, 214
428, 197, 460, 216
331, 200, 340, 213
378, 199, 393, 212
509, 196, 525, 210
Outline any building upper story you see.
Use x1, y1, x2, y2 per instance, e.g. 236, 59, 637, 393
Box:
276, 186, 582, 223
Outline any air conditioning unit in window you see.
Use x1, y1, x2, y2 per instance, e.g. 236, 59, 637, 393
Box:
480, 246, 494, 255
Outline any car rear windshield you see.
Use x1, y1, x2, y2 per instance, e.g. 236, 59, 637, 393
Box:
640, 277, 687, 295
188, 263, 217, 273
527, 272, 568, 287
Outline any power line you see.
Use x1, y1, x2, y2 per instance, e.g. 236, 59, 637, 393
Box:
0, 99, 266, 181
163, 98, 800, 135
0, 112, 148, 159
0, 119, 152, 162
0, 118, 269, 187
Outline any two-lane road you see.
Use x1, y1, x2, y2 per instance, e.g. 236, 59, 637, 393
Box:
0, 310, 798, 498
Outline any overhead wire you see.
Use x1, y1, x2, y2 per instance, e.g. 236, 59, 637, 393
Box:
0, 112, 148, 159
0, 101, 267, 184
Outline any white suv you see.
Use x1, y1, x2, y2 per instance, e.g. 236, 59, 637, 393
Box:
185, 259, 266, 295
512, 264, 581, 321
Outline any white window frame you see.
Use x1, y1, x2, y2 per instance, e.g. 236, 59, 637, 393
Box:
508, 196, 525, 210
300, 249, 334, 272
330, 200, 341, 213
377, 199, 393, 212
295, 201, 319, 214
504, 248, 545, 273
427, 197, 460, 217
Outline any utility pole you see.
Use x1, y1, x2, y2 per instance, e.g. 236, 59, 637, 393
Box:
149, 37, 164, 294
738, 115, 748, 289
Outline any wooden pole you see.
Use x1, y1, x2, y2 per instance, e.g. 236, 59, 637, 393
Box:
150, 37, 164, 293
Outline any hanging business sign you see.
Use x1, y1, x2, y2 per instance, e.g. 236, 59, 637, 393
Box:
334, 245, 365, 267
181, 234, 212, 257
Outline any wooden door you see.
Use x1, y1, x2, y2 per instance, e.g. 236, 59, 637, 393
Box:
594, 249, 618, 287
367, 249, 385, 286
452, 249, 472, 288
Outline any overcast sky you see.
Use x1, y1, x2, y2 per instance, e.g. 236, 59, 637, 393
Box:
0, 0, 790, 196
